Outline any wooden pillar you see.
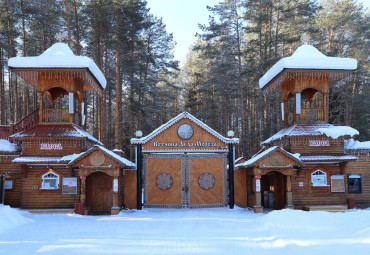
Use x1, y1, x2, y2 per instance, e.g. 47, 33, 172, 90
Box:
39, 92, 43, 122
323, 93, 328, 122
111, 176, 120, 215
80, 178, 86, 204
78, 99, 82, 126
285, 175, 294, 209
253, 175, 263, 213
283, 100, 288, 126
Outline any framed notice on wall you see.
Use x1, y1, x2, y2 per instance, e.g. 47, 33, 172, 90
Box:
331, 175, 345, 192
62, 177, 77, 194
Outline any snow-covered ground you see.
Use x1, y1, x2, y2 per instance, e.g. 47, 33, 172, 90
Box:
1, 205, 370, 255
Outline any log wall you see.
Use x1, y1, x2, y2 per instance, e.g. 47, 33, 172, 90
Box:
21, 139, 83, 156
20, 166, 80, 209
123, 170, 137, 209
290, 136, 344, 154
234, 169, 247, 208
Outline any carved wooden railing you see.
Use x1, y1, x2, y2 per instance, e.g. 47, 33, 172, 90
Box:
0, 108, 40, 139
13, 108, 40, 133
40, 108, 72, 123
301, 108, 325, 122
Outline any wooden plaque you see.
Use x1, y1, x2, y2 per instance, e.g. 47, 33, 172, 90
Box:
90, 151, 105, 166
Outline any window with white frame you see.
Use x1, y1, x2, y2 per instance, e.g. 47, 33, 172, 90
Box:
41, 171, 60, 189
311, 169, 327, 186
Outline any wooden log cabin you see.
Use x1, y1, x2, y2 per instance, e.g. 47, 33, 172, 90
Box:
131, 112, 239, 209
234, 43, 370, 213
0, 42, 136, 215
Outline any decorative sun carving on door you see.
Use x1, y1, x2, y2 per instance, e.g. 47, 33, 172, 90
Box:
156, 173, 173, 190
198, 173, 215, 190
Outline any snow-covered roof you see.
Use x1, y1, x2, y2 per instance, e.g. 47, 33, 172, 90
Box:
236, 146, 303, 168
8, 43, 106, 89
259, 45, 357, 89
131, 112, 239, 145
10, 124, 102, 145
0, 139, 19, 152
344, 139, 370, 150
12, 156, 69, 164
317, 126, 359, 139
68, 145, 135, 168
263, 123, 358, 145
299, 154, 357, 162
95, 145, 135, 167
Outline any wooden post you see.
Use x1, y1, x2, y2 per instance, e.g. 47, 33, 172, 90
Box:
111, 177, 120, 215
80, 178, 86, 204
323, 93, 328, 122
286, 175, 294, 209
39, 92, 43, 122
253, 175, 263, 213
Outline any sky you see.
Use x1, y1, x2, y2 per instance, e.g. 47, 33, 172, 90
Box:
146, 0, 220, 67
146, 0, 369, 67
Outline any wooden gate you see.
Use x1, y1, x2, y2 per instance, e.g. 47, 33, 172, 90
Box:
86, 172, 113, 213
144, 153, 228, 208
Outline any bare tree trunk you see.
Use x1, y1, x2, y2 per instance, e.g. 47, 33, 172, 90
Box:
65, 0, 71, 47
0, 47, 4, 125
233, 1, 248, 157
274, 0, 280, 59
73, 0, 81, 55
21, 0, 29, 117
114, 8, 122, 149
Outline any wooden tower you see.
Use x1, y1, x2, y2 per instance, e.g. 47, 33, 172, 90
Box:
259, 44, 357, 126
8, 42, 106, 128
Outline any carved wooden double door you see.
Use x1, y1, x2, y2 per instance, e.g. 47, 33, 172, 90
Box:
143, 153, 228, 208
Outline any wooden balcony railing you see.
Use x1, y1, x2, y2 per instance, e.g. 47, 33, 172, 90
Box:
0, 108, 40, 139
301, 108, 325, 122
41, 108, 72, 123
13, 108, 40, 133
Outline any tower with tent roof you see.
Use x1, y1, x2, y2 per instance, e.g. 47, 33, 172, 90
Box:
0, 42, 135, 215
234, 42, 370, 213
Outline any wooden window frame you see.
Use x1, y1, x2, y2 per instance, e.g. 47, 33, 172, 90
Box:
311, 169, 328, 187
40, 169, 61, 190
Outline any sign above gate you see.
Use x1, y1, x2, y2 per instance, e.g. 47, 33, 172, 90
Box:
153, 140, 218, 148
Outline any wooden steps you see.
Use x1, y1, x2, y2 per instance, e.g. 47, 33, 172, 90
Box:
302, 205, 348, 212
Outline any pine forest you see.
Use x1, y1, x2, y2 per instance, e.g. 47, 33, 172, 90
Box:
0, 0, 368, 160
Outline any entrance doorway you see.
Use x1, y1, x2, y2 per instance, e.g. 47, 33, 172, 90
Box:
261, 172, 285, 210
86, 172, 113, 214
